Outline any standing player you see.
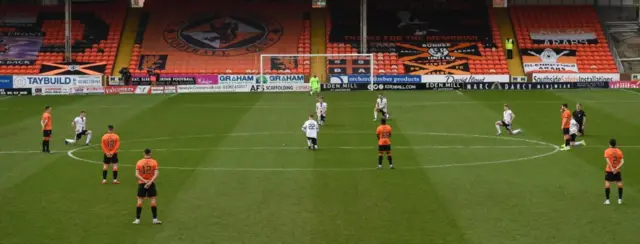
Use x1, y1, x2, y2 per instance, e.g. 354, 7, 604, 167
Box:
64, 111, 93, 145
309, 74, 320, 96
604, 138, 624, 205
376, 118, 393, 169
495, 104, 522, 135
302, 114, 319, 150
568, 119, 586, 148
101, 125, 121, 184
560, 103, 572, 151
374, 93, 390, 121
316, 96, 328, 125
133, 148, 162, 225
573, 103, 587, 136
40, 106, 52, 153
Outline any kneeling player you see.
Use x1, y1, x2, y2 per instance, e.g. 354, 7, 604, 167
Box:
376, 118, 393, 169
65, 111, 92, 145
604, 139, 624, 205
133, 148, 162, 224
373, 93, 390, 121
302, 114, 319, 150
495, 104, 522, 135
568, 119, 586, 147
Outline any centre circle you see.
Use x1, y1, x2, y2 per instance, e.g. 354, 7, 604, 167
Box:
67, 131, 560, 171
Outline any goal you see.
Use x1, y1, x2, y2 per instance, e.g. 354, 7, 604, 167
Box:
259, 53, 375, 87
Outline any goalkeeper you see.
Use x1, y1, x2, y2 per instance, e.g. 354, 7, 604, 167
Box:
309, 74, 320, 96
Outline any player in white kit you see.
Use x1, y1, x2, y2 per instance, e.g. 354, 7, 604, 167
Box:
495, 104, 522, 135
374, 93, 390, 121
64, 111, 93, 145
567, 119, 586, 149
316, 97, 328, 125
301, 114, 319, 150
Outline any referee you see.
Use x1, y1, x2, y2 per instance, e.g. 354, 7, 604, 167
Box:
573, 103, 587, 136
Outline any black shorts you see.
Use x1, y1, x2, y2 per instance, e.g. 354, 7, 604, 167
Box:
570, 134, 577, 142
500, 121, 512, 131
137, 183, 157, 198
605, 172, 622, 182
75, 130, 88, 140
377, 109, 387, 114
103, 153, 119, 164
378, 144, 391, 152
320, 115, 326, 121
43, 130, 52, 138
562, 128, 570, 135
307, 137, 318, 145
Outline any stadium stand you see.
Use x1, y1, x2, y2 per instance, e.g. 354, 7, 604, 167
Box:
326, 0, 509, 75
510, 6, 618, 74
0, 2, 124, 75
128, 0, 311, 75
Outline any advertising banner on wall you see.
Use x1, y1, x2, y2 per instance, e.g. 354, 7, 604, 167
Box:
531, 73, 620, 83
463, 81, 608, 90
12, 75, 102, 88
0, 75, 13, 88
32, 87, 72, 95
609, 81, 640, 89
421, 74, 510, 83
218, 74, 305, 84
0, 88, 31, 96
328, 75, 421, 84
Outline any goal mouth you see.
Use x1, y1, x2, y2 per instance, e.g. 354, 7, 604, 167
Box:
260, 54, 375, 88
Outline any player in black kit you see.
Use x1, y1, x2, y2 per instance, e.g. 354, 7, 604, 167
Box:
573, 103, 587, 136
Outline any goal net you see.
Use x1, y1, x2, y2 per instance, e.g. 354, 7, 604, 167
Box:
259, 54, 375, 87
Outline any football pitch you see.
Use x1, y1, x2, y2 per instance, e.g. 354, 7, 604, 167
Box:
1, 89, 640, 244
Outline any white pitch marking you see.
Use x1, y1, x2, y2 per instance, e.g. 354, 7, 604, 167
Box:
455, 90, 464, 95
64, 131, 562, 171
64, 145, 551, 153
0, 96, 11, 100
620, 89, 640, 95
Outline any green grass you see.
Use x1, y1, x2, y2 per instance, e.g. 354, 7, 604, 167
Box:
0, 89, 639, 244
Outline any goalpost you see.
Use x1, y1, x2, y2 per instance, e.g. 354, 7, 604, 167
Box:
259, 53, 375, 89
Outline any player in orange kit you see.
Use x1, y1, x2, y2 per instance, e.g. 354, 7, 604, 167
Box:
604, 138, 624, 205
133, 148, 162, 225
40, 106, 53, 153
376, 118, 393, 169
560, 103, 572, 151
101, 125, 121, 184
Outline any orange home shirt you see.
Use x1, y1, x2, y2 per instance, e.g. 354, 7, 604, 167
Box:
136, 158, 158, 184
604, 148, 624, 172
561, 110, 571, 128
101, 133, 121, 154
376, 125, 392, 145
42, 112, 52, 130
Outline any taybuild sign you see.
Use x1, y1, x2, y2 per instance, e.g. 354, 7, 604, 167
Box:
218, 75, 305, 84
12, 75, 102, 87
531, 73, 620, 82
421, 75, 510, 83
329, 75, 421, 84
